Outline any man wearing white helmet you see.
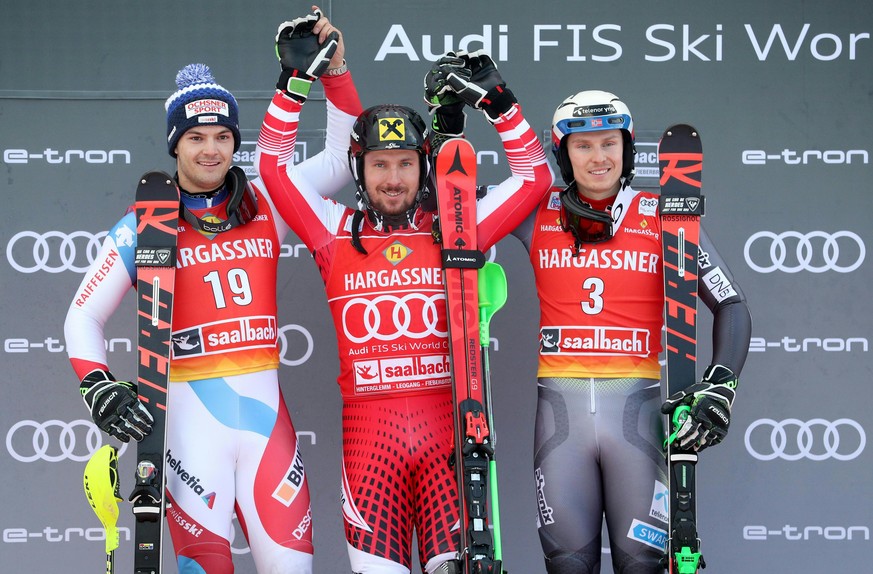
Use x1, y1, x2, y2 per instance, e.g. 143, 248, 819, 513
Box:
511, 91, 752, 573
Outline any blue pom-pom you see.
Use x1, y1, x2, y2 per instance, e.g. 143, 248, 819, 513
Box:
175, 63, 215, 89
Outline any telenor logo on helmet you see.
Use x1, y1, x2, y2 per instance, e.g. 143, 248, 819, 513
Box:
573, 104, 617, 117
185, 99, 230, 118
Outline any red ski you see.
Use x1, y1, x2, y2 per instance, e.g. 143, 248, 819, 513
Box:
659, 124, 706, 574
130, 171, 179, 574
434, 138, 500, 574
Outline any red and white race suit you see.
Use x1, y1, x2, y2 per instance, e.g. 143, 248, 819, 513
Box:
258, 91, 553, 572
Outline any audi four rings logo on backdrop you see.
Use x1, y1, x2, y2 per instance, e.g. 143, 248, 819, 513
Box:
277, 324, 314, 366
744, 418, 866, 461
341, 293, 448, 344
6, 419, 129, 463
6, 230, 108, 273
744, 230, 865, 273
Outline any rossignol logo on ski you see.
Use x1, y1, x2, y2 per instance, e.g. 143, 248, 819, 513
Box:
658, 152, 702, 188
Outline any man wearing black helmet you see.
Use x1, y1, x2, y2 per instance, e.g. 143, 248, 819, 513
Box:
64, 9, 356, 573
511, 91, 752, 573
259, 48, 552, 572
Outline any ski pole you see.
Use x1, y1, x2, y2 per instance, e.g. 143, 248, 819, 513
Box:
84, 444, 123, 574
478, 261, 508, 563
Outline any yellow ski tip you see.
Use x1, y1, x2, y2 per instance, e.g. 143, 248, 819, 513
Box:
83, 444, 122, 553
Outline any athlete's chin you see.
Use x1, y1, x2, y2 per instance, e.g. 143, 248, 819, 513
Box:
373, 202, 414, 216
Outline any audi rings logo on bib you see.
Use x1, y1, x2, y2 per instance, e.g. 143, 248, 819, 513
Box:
341, 293, 448, 344
6, 419, 128, 463
7, 230, 108, 273
744, 418, 866, 461
744, 230, 865, 273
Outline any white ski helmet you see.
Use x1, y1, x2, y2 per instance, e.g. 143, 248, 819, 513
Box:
551, 90, 635, 185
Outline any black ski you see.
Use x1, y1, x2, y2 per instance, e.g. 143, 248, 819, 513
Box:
658, 124, 705, 574
130, 171, 179, 574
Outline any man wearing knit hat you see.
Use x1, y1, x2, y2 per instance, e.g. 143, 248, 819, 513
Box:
64, 7, 362, 573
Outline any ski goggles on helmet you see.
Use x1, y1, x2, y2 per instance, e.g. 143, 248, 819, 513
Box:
559, 187, 614, 248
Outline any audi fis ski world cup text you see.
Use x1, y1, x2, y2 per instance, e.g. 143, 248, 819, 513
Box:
374, 23, 872, 63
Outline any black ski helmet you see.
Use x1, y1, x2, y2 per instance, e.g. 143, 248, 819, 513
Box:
348, 104, 432, 230
551, 90, 635, 186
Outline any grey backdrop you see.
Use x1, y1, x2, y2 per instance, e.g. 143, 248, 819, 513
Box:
2, 1, 870, 572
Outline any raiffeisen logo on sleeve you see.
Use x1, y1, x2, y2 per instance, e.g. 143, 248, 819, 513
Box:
172, 316, 277, 358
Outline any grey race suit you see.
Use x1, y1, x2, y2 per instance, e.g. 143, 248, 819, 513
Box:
513, 187, 751, 574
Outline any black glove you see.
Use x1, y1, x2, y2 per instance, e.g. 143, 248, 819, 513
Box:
445, 49, 517, 121
661, 364, 738, 452
80, 369, 153, 443
275, 8, 339, 102
423, 53, 468, 136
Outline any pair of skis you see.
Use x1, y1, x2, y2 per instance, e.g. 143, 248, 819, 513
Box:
659, 124, 706, 574
434, 138, 508, 574
84, 171, 179, 574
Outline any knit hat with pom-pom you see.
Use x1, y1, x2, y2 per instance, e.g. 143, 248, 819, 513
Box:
165, 63, 240, 157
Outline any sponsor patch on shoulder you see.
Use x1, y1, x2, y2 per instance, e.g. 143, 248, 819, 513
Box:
702, 266, 738, 302
639, 196, 658, 217
547, 191, 562, 211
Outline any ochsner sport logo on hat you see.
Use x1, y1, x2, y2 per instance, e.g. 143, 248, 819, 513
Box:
185, 99, 230, 119
165, 63, 240, 157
